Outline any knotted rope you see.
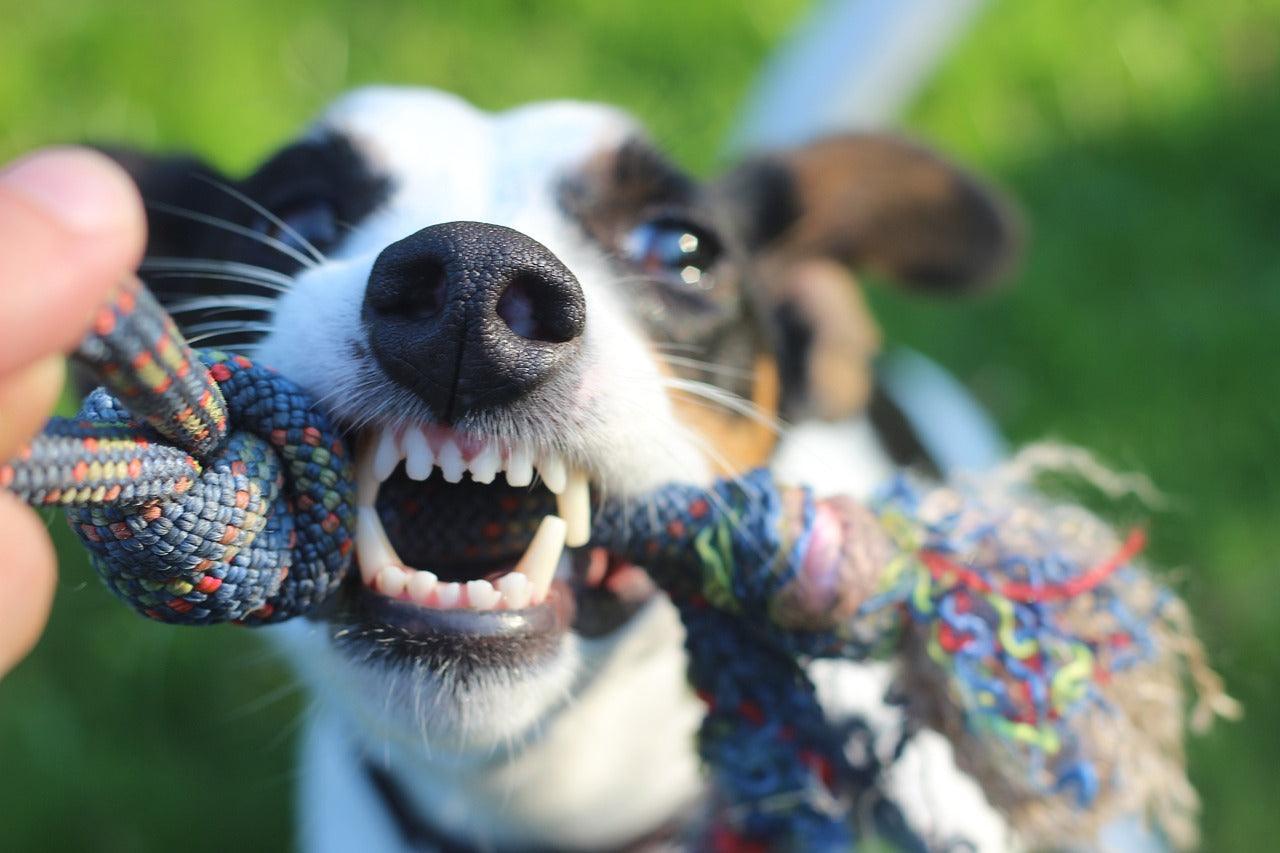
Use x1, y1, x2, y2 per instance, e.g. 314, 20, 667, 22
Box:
3, 276, 355, 623
3, 279, 1230, 851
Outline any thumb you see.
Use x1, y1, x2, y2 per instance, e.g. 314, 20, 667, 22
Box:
0, 147, 146, 374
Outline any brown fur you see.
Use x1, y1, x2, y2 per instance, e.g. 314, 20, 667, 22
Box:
756, 257, 883, 421
667, 354, 781, 474
759, 134, 1021, 291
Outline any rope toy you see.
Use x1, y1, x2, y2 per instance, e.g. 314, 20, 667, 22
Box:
3, 279, 1234, 851
4, 276, 355, 623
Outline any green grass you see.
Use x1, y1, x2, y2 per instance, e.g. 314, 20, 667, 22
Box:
1, 1, 1276, 849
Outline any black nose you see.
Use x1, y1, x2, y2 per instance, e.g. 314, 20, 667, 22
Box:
363, 221, 586, 421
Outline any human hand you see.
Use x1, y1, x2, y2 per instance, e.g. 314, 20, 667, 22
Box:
0, 148, 145, 677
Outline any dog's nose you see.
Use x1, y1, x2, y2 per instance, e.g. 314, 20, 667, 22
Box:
362, 221, 585, 420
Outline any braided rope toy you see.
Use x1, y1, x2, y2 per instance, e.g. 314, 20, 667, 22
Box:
4, 276, 355, 623
3, 278, 1233, 851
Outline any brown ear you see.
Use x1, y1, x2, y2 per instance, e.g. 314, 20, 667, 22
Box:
719, 133, 1021, 292
716, 134, 1020, 422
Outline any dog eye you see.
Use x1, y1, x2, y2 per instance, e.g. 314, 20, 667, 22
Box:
253, 199, 338, 254
622, 217, 722, 289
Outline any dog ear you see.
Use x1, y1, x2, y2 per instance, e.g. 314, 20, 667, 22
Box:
718, 133, 1021, 291
716, 134, 1021, 420
92, 146, 233, 260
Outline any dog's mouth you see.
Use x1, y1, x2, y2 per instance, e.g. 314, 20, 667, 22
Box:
332, 424, 655, 655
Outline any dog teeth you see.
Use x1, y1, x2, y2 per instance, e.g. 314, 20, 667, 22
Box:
375, 565, 409, 598
373, 428, 402, 482
362, 426, 583, 494
435, 582, 462, 608
403, 429, 434, 480
514, 515, 568, 604
438, 438, 466, 483
497, 572, 532, 610
406, 570, 438, 604
557, 469, 591, 547
356, 426, 589, 611
505, 444, 534, 487
465, 579, 501, 610
356, 436, 383, 507
356, 506, 403, 585
536, 454, 567, 494
469, 442, 500, 484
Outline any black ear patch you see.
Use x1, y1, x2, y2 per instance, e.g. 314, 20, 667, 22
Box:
93, 134, 390, 351
98, 134, 390, 275
716, 157, 801, 252
719, 133, 1021, 292
92, 146, 234, 261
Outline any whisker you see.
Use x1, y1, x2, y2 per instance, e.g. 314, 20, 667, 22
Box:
644, 427, 751, 540
650, 342, 708, 355
163, 296, 280, 315
141, 257, 297, 288
144, 271, 293, 295
183, 317, 277, 333
193, 175, 328, 266
226, 680, 304, 721
185, 322, 277, 344
308, 373, 387, 418
145, 201, 317, 269
656, 353, 754, 381
663, 378, 788, 435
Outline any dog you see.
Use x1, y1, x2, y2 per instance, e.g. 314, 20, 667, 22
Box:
106, 85, 1020, 851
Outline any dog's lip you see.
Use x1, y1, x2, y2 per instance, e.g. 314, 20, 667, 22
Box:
352, 578, 575, 639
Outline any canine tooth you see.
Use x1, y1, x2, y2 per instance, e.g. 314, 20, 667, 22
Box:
514, 515, 567, 604
465, 579, 501, 610
438, 439, 466, 483
435, 582, 462, 608
497, 572, 531, 610
558, 470, 591, 547
356, 435, 380, 507
356, 507, 402, 584
469, 441, 500, 484
505, 444, 534, 487
403, 429, 434, 480
406, 570, 438, 604
375, 565, 408, 598
373, 428, 402, 482
537, 454, 567, 494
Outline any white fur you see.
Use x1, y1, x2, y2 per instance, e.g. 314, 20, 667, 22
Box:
256, 86, 708, 495
289, 598, 703, 851
772, 416, 899, 498
256, 87, 709, 850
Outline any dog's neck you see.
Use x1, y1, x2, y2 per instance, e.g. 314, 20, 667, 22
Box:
297, 597, 704, 852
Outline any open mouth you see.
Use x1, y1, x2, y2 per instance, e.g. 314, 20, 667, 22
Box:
354, 424, 591, 607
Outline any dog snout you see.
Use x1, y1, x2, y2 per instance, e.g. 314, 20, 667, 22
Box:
363, 221, 586, 420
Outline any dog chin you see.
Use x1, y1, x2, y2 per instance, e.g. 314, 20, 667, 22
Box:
272, 614, 584, 755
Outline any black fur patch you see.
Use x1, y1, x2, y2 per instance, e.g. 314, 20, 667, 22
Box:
771, 300, 814, 417
100, 132, 390, 348
713, 156, 801, 251
558, 136, 699, 240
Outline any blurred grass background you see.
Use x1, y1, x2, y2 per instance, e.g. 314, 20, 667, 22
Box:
1, 0, 1276, 849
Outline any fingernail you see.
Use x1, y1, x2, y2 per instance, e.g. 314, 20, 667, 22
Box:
1, 147, 140, 235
